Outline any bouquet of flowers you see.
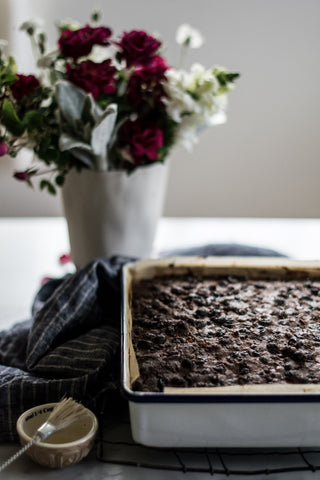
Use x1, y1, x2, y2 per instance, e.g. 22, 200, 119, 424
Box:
0, 12, 239, 194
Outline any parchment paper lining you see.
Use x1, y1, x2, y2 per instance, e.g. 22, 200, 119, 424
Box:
164, 384, 320, 394
124, 266, 140, 386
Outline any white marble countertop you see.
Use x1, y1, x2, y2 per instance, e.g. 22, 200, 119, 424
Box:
1, 216, 320, 479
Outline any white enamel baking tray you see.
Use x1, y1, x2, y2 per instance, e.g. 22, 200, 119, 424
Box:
121, 257, 320, 447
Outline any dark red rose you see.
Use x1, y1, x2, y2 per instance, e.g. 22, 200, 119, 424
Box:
59, 253, 72, 265
66, 59, 117, 99
0, 142, 8, 156
127, 56, 168, 107
58, 25, 112, 60
119, 119, 163, 166
10, 74, 40, 101
117, 30, 161, 67
13, 168, 35, 181
148, 55, 168, 71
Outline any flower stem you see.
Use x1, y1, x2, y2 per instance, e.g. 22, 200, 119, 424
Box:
179, 44, 188, 69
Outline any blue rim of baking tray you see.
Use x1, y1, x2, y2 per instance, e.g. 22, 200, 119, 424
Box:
121, 260, 320, 405
121, 383, 320, 404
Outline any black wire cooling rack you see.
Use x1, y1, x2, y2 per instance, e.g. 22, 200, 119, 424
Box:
95, 402, 320, 477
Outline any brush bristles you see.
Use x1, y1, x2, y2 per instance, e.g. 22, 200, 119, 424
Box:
46, 398, 88, 430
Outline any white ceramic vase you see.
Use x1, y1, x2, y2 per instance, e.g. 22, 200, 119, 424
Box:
61, 161, 169, 268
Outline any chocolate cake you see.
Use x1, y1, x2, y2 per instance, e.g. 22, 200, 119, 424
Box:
131, 274, 320, 392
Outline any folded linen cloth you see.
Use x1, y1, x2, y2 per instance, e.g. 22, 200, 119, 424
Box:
0, 244, 285, 442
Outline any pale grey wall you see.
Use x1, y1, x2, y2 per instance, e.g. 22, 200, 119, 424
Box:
0, 0, 319, 218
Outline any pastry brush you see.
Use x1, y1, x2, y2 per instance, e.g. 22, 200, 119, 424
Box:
0, 397, 89, 472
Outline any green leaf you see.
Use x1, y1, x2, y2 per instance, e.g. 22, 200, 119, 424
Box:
39, 179, 47, 190
1, 99, 24, 136
47, 182, 57, 195
81, 94, 100, 126
35, 146, 59, 162
91, 104, 117, 170
55, 174, 65, 186
226, 72, 240, 83
40, 179, 56, 195
22, 110, 43, 131
91, 10, 101, 22
56, 81, 88, 127
216, 71, 240, 86
59, 133, 92, 153
59, 133, 95, 168
0, 73, 18, 85
7, 56, 17, 74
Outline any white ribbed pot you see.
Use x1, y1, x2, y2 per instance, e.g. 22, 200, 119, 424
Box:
62, 161, 169, 269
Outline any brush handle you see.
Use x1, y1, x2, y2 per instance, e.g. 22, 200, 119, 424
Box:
0, 422, 56, 473
0, 438, 38, 472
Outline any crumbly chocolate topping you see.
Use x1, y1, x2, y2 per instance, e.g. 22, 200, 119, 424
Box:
131, 275, 320, 392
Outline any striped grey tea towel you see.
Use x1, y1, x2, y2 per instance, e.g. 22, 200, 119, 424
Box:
0, 256, 127, 442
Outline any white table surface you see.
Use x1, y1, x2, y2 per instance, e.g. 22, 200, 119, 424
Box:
1, 216, 320, 479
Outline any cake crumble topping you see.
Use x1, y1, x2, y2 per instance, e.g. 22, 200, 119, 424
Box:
131, 275, 320, 392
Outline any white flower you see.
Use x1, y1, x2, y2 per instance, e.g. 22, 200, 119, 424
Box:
20, 18, 44, 34
0, 39, 8, 49
165, 64, 224, 122
165, 63, 228, 150
164, 69, 197, 123
174, 117, 201, 150
88, 45, 114, 63
188, 63, 219, 93
176, 24, 204, 48
56, 18, 81, 31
